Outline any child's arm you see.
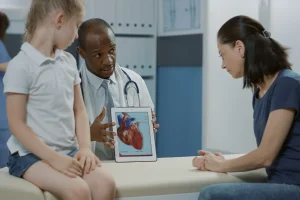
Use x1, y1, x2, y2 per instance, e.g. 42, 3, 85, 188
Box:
7, 93, 83, 177
73, 84, 101, 174
7, 93, 58, 160
74, 84, 91, 149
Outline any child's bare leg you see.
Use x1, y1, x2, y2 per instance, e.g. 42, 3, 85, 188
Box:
23, 161, 92, 200
83, 167, 116, 200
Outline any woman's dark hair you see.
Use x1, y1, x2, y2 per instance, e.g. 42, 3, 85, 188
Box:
217, 15, 291, 88
0, 12, 9, 40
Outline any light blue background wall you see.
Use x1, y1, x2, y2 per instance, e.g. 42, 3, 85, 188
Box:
156, 66, 202, 157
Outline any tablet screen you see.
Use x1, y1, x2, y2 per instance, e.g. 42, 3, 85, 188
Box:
115, 111, 153, 157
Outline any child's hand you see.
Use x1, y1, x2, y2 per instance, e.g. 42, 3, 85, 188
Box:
74, 148, 101, 174
50, 154, 83, 178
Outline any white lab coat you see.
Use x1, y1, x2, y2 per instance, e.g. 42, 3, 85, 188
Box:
80, 63, 154, 159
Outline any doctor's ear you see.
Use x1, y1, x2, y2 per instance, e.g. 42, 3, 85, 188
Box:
77, 47, 86, 59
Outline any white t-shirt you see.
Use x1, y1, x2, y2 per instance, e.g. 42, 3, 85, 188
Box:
3, 42, 81, 156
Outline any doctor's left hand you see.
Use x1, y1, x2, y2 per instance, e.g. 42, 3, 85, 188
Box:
152, 112, 160, 134
74, 148, 101, 175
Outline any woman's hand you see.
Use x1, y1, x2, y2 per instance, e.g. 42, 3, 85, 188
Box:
192, 150, 225, 171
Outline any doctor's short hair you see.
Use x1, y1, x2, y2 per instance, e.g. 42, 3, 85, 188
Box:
218, 15, 291, 89
24, 0, 85, 42
0, 11, 9, 40
78, 18, 115, 49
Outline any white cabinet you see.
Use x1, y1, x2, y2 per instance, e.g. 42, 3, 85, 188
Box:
116, 37, 156, 77
91, 0, 155, 35
158, 0, 205, 36
92, 0, 116, 27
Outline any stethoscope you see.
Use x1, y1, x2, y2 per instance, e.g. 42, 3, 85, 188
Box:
80, 69, 141, 107
122, 70, 140, 107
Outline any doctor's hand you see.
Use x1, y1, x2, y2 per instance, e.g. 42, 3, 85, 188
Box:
90, 107, 117, 148
152, 112, 160, 134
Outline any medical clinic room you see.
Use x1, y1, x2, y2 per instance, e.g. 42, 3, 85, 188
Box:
1, 0, 300, 199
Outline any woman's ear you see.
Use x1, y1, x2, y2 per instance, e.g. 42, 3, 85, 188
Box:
235, 40, 245, 58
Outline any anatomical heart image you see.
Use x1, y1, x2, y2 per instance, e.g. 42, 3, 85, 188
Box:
117, 112, 143, 150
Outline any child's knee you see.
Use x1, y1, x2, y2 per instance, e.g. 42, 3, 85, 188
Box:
100, 168, 116, 190
63, 180, 91, 200
87, 167, 116, 193
106, 172, 116, 192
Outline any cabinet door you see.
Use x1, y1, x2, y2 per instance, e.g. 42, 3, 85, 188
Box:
159, 0, 204, 36
116, 37, 156, 77
115, 0, 155, 35
93, 0, 116, 28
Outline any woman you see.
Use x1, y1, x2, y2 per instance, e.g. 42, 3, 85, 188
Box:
193, 15, 300, 200
0, 11, 11, 168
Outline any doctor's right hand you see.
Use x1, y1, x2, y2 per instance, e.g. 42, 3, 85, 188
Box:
90, 107, 117, 149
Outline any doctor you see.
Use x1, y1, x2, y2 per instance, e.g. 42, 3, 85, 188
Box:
77, 18, 159, 160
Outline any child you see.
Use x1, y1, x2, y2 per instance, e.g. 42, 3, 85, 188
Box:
4, 1, 116, 200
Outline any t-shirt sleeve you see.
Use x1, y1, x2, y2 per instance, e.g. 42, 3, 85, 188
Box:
270, 77, 300, 114
3, 60, 30, 94
74, 69, 81, 86
65, 52, 81, 85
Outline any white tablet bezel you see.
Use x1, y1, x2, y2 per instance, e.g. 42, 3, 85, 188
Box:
111, 107, 157, 162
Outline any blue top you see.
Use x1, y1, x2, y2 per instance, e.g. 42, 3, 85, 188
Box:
0, 40, 11, 168
0, 40, 10, 128
253, 69, 300, 186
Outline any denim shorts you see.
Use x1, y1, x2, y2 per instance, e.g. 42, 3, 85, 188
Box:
7, 149, 78, 178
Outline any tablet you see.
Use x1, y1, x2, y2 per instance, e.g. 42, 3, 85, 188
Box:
111, 107, 157, 162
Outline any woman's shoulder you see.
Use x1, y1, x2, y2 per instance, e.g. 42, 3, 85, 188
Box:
269, 69, 300, 100
275, 69, 300, 86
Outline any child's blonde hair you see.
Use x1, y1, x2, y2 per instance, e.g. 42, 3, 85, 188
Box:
24, 0, 85, 42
